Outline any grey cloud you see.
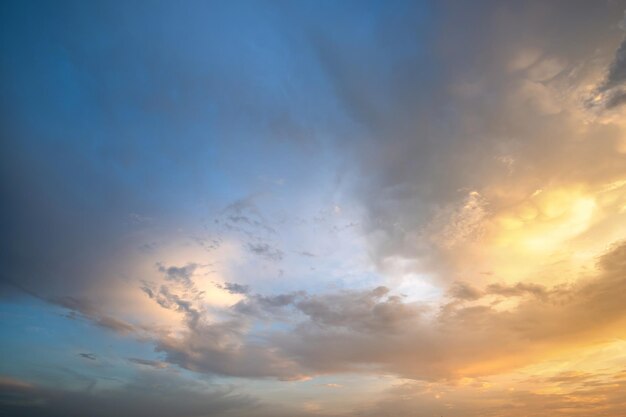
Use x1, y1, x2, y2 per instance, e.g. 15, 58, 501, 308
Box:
246, 242, 284, 262
314, 0, 626, 280
605, 88, 626, 108
157, 263, 197, 287
448, 281, 483, 301
52, 240, 626, 383
220, 196, 277, 237
600, 34, 626, 91
294, 286, 419, 333
214, 196, 285, 264
127, 358, 168, 369
273, 241, 626, 380
486, 282, 548, 299
232, 292, 302, 318
590, 33, 626, 109
78, 353, 97, 361
141, 284, 201, 329
55, 296, 135, 335
217, 282, 250, 295
154, 317, 308, 381
0, 371, 255, 417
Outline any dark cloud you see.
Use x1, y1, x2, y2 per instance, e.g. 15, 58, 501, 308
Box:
589, 31, 626, 109
294, 286, 419, 333
246, 242, 284, 262
217, 282, 250, 295
605, 36, 626, 88
232, 292, 302, 318
155, 317, 308, 381
78, 353, 97, 361
604, 88, 626, 108
157, 263, 198, 288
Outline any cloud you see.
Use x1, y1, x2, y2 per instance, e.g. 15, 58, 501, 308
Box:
141, 283, 202, 329
238, 241, 626, 380
78, 353, 97, 361
3, 1, 626, 415
447, 281, 483, 301
246, 242, 284, 262
154, 318, 308, 381
599, 34, 626, 90
54, 296, 135, 335
48, 239, 625, 383
353, 368, 626, 417
313, 0, 626, 282
586, 10, 626, 109
127, 358, 168, 369
157, 263, 198, 288
217, 282, 250, 295
485, 282, 547, 299
0, 372, 255, 417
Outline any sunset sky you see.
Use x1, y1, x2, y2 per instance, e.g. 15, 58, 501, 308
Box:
2, 1, 626, 416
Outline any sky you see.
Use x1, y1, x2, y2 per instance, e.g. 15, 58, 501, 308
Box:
2, 0, 626, 416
